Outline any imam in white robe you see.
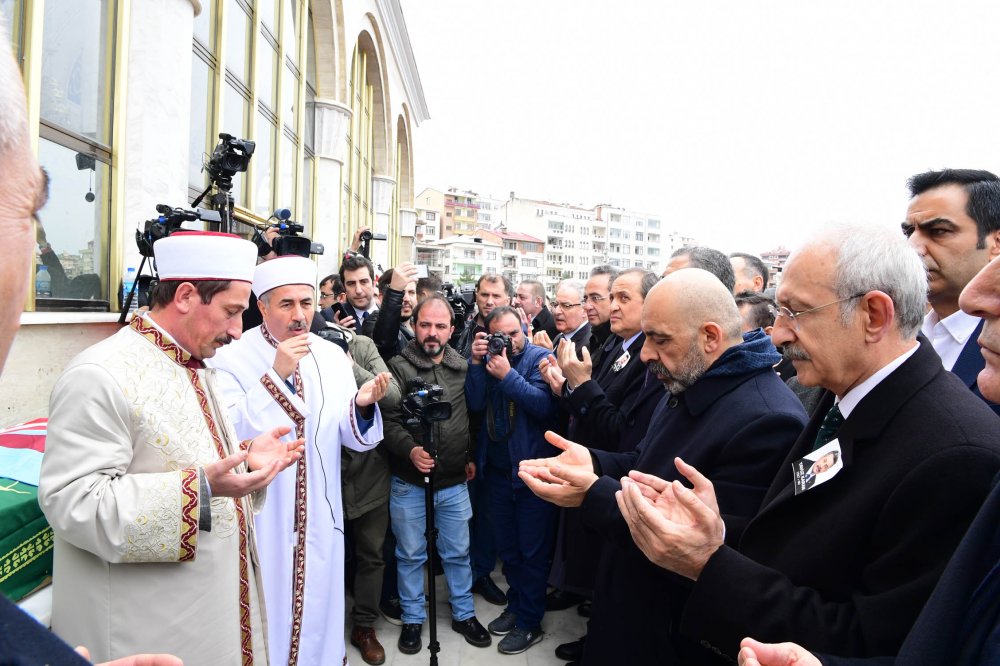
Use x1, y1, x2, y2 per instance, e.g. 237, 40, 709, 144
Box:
210, 324, 383, 665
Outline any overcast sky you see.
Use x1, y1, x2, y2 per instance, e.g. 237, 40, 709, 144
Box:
402, 0, 1000, 255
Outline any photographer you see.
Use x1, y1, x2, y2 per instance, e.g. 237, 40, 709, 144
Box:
455, 273, 513, 358
382, 295, 492, 655
465, 306, 559, 654
361, 262, 420, 361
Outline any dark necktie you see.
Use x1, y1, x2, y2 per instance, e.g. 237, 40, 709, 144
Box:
812, 403, 844, 451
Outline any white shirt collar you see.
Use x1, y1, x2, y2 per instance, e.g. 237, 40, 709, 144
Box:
566, 320, 588, 338
922, 308, 980, 344
837, 342, 920, 418
621, 332, 643, 352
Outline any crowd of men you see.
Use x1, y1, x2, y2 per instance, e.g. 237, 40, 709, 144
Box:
3, 28, 1000, 665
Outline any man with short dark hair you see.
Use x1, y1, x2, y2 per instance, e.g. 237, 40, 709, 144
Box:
466, 306, 558, 654
382, 295, 492, 655
904, 168, 1000, 412
730, 253, 769, 294
364, 262, 420, 361
734, 290, 777, 334
615, 225, 1000, 663
338, 253, 379, 329
664, 246, 737, 293
455, 274, 513, 359
515, 279, 557, 339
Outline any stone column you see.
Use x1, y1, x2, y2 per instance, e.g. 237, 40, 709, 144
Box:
312, 97, 352, 275
371, 175, 396, 270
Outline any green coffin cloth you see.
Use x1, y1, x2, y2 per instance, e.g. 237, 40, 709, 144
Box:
0, 477, 54, 602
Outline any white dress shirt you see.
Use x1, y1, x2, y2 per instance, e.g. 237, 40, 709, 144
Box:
921, 309, 980, 371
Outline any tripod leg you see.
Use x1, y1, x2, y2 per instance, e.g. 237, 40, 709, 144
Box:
424, 471, 440, 664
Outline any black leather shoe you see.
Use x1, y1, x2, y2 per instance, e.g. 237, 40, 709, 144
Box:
452, 616, 491, 648
546, 588, 586, 611
398, 623, 422, 655
555, 636, 585, 661
472, 575, 508, 605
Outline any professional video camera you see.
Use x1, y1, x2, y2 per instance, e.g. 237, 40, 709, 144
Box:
486, 331, 514, 358
357, 229, 388, 259
136, 204, 212, 257
400, 377, 452, 432
205, 133, 255, 189
256, 208, 325, 258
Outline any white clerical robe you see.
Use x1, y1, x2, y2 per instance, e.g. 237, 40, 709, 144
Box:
38, 314, 269, 664
209, 325, 383, 666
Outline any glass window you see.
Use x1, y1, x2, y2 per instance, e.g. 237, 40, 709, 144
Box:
2, 0, 22, 56
259, 0, 277, 34
253, 114, 275, 217
301, 155, 313, 226
193, 0, 215, 49
36, 137, 110, 305
306, 10, 316, 89
40, 0, 113, 144
225, 0, 250, 83
223, 83, 249, 203
304, 84, 315, 150
189, 55, 212, 190
283, 0, 298, 66
280, 133, 296, 211
257, 36, 277, 111
283, 63, 298, 131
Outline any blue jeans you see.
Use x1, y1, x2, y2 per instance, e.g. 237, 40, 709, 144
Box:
389, 476, 476, 624
486, 467, 558, 631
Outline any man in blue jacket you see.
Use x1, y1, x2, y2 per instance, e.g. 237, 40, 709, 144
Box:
466, 306, 558, 655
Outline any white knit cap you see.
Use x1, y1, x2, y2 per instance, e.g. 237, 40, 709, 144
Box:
252, 255, 317, 297
154, 231, 257, 282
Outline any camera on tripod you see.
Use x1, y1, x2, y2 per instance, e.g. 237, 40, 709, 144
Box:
136, 204, 205, 258
205, 133, 255, 189
486, 331, 514, 357
401, 377, 452, 431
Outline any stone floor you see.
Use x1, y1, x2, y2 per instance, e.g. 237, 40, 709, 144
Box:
344, 574, 587, 666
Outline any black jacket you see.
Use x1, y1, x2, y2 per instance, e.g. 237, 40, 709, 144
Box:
531, 305, 558, 340
682, 338, 1000, 661
361, 286, 413, 361
579, 335, 808, 665
383, 341, 472, 489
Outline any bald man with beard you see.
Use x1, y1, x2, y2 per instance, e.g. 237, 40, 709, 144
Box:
518, 269, 807, 665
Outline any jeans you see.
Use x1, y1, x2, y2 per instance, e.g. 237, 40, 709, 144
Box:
486, 466, 558, 631
389, 476, 476, 624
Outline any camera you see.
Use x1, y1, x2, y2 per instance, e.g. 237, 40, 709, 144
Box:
401, 377, 452, 434
315, 326, 350, 354
357, 230, 388, 259
270, 222, 325, 258
205, 133, 255, 188
136, 204, 204, 257
486, 332, 514, 358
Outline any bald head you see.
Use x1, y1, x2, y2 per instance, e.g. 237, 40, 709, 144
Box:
649, 268, 743, 343
639, 269, 744, 394
0, 32, 46, 373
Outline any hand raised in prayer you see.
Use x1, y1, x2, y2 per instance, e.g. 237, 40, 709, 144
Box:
737, 638, 821, 666
518, 431, 597, 507
557, 338, 591, 389
532, 330, 554, 350
539, 354, 567, 396
272, 332, 311, 380
356, 371, 392, 407
205, 426, 304, 498
614, 458, 724, 580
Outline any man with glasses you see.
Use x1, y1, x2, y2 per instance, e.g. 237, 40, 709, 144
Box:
611, 224, 1000, 664
537, 280, 591, 360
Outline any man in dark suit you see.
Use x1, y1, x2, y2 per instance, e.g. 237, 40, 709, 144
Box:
540, 268, 666, 661
580, 266, 617, 371
904, 169, 1000, 414
515, 279, 558, 340
738, 247, 1000, 666
325, 252, 378, 330
544, 280, 591, 359
615, 224, 1000, 663
519, 268, 807, 665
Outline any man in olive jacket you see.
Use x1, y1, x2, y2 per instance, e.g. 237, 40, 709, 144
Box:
382, 295, 491, 655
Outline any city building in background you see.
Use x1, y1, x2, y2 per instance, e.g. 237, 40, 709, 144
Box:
2, 0, 428, 423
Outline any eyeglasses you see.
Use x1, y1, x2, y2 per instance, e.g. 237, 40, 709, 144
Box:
320, 292, 335, 299
775, 293, 867, 330
582, 294, 606, 303
552, 301, 583, 310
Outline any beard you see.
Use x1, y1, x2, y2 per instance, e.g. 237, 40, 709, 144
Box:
420, 336, 443, 357
647, 342, 709, 395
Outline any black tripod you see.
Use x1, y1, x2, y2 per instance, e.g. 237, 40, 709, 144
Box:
419, 421, 441, 666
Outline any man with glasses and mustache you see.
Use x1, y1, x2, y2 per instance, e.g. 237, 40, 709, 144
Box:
209, 256, 392, 666
612, 225, 1000, 664
535, 280, 592, 360
381, 295, 493, 655
518, 268, 806, 665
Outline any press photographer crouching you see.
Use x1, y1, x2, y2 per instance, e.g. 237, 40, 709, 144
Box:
381, 295, 492, 655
